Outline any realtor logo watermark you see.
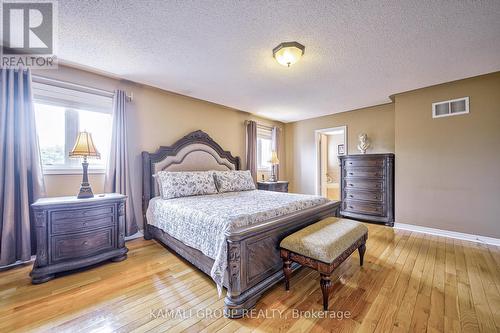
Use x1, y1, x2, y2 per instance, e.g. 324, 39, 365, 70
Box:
1, 0, 57, 68
150, 308, 352, 320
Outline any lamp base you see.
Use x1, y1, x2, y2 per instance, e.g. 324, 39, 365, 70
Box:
77, 184, 94, 199
77, 158, 94, 199
268, 166, 278, 182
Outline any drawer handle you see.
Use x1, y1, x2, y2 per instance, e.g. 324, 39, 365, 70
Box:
348, 172, 354, 175
348, 183, 354, 187
349, 205, 354, 209
349, 194, 354, 198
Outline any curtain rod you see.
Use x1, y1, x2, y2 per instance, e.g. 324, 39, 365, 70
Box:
245, 120, 282, 130
31, 74, 133, 101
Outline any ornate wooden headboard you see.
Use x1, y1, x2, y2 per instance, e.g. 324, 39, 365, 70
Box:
141, 130, 241, 221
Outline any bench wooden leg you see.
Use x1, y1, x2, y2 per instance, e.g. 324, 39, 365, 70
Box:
320, 274, 332, 311
358, 243, 366, 266
283, 259, 292, 291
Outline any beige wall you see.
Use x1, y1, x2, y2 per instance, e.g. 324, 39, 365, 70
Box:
285, 103, 395, 194
394, 72, 500, 238
286, 72, 500, 238
34, 65, 285, 226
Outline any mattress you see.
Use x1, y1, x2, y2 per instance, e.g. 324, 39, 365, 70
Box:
146, 189, 328, 294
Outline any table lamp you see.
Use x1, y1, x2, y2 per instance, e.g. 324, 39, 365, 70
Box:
69, 131, 100, 198
269, 151, 279, 182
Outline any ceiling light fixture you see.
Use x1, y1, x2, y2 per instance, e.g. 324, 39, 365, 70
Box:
273, 41, 305, 67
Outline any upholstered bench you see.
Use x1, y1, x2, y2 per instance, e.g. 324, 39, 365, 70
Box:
280, 217, 368, 310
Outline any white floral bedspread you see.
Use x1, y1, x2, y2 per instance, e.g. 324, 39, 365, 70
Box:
146, 189, 328, 295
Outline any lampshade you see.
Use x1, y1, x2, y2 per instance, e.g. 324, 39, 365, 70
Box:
273, 41, 305, 67
69, 131, 101, 159
270, 151, 280, 165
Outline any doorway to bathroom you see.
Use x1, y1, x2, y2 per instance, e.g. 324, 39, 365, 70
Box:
315, 126, 347, 200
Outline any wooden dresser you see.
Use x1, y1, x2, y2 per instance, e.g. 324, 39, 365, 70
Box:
257, 181, 289, 192
339, 154, 394, 226
30, 193, 128, 283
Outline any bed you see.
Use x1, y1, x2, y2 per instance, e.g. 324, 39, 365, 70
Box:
142, 130, 340, 318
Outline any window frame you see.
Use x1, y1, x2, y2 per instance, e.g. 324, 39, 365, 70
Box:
256, 125, 273, 172
33, 79, 113, 175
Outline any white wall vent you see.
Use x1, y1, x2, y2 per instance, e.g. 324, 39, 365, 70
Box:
432, 97, 469, 118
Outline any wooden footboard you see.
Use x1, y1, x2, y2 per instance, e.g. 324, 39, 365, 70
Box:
224, 200, 340, 318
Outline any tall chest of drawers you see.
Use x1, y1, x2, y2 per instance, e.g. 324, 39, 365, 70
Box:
339, 154, 394, 226
30, 193, 128, 283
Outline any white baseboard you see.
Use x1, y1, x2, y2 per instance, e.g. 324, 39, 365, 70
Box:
394, 223, 500, 246
125, 231, 144, 241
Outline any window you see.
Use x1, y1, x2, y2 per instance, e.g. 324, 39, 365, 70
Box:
257, 126, 273, 170
33, 79, 113, 174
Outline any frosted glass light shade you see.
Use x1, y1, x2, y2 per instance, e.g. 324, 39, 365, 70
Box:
273, 42, 305, 67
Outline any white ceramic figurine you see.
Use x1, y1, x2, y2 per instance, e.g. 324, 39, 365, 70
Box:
357, 133, 370, 154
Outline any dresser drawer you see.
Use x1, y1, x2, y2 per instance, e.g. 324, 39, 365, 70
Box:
51, 228, 115, 263
30, 194, 127, 284
343, 179, 384, 191
343, 200, 384, 217
344, 159, 384, 168
52, 205, 114, 221
344, 189, 384, 203
51, 215, 114, 235
344, 167, 384, 179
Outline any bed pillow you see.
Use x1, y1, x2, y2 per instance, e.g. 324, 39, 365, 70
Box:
155, 171, 218, 199
214, 170, 256, 193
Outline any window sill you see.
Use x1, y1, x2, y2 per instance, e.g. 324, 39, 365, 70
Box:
43, 168, 106, 175
258, 168, 272, 172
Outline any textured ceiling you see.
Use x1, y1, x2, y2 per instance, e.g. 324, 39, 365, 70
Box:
58, 0, 500, 122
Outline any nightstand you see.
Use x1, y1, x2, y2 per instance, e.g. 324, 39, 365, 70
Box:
30, 193, 128, 284
257, 181, 289, 193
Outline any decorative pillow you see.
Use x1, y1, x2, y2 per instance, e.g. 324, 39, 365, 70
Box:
155, 171, 218, 199
214, 170, 256, 193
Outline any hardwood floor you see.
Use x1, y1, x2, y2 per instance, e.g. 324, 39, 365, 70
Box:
1, 223, 499, 333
